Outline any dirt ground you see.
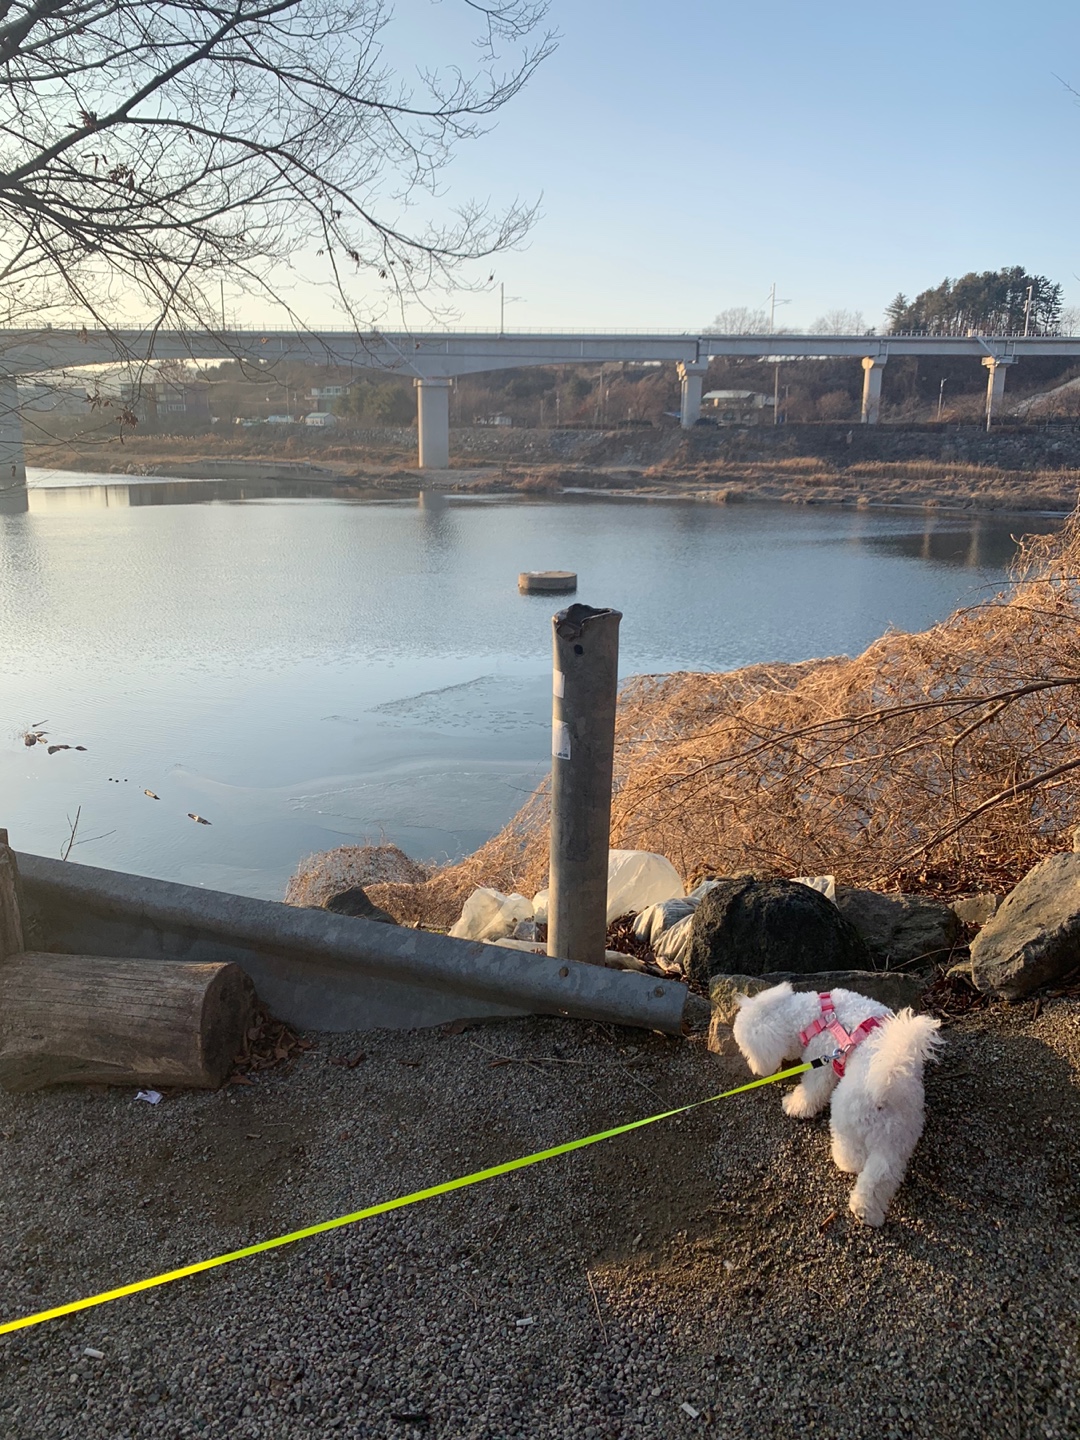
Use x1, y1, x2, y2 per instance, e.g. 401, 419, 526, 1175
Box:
0, 995, 1076, 1439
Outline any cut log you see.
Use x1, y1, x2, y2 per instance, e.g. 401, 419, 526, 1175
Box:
0, 830, 25, 960
0, 953, 255, 1092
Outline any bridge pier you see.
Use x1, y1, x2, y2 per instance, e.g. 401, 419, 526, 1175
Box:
860, 357, 887, 424
982, 355, 1015, 431
677, 361, 709, 429
415, 376, 452, 469
0, 376, 26, 490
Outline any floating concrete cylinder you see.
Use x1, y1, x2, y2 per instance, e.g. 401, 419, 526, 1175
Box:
519, 571, 578, 594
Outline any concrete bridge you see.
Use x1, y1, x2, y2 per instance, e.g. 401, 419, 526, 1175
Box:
4, 326, 1080, 478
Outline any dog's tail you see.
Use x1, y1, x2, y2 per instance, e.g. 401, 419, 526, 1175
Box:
864, 1009, 943, 1103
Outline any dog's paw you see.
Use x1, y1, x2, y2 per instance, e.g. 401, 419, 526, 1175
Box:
782, 1089, 816, 1119
849, 1194, 886, 1227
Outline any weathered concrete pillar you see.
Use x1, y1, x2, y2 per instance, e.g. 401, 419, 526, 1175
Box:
982, 356, 1015, 431
414, 376, 452, 469
677, 361, 709, 429
0, 376, 26, 489
548, 603, 622, 968
860, 357, 887, 425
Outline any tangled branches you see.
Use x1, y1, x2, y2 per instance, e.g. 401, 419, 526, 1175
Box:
0, 1, 553, 328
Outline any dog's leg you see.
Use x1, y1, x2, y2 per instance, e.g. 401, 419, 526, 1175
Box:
830, 1123, 865, 1175
848, 1150, 906, 1227
781, 1065, 834, 1119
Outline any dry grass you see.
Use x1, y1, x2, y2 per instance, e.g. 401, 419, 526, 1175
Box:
380, 512, 1080, 926
284, 844, 428, 909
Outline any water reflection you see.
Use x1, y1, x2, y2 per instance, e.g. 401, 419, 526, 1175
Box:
0, 477, 1064, 899
24, 476, 400, 511
859, 513, 1036, 571
0, 487, 28, 514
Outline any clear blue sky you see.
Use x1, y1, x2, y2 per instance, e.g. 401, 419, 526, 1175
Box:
269, 0, 1080, 332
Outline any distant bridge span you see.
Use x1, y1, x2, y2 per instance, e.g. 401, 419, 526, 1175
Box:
3, 327, 1079, 475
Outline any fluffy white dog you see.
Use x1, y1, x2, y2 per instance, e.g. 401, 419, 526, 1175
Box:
732, 983, 943, 1226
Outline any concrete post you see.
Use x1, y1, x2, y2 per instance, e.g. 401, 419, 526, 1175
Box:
860, 357, 887, 425
414, 376, 452, 469
982, 356, 1015, 431
677, 361, 709, 429
0, 376, 26, 489
548, 603, 622, 968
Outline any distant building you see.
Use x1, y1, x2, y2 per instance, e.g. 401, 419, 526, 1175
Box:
265, 414, 295, 425
474, 413, 512, 427
702, 390, 775, 424
119, 377, 210, 423
304, 411, 338, 428
309, 385, 348, 402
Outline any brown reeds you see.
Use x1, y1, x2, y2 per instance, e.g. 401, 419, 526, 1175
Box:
374, 510, 1080, 926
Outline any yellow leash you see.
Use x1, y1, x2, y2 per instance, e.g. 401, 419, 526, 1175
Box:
0, 1059, 815, 1337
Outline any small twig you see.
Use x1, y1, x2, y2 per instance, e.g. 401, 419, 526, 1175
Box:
60, 805, 81, 861
585, 1270, 608, 1343
465, 1038, 550, 1077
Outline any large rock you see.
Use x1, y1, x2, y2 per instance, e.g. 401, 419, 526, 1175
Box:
687, 877, 871, 987
324, 886, 397, 925
970, 853, 1080, 998
835, 887, 960, 966
706, 969, 927, 1028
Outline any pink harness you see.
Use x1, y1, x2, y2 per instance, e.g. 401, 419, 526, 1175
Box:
798, 991, 883, 1077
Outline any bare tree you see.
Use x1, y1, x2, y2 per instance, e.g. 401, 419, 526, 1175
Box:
704, 307, 770, 335
0, 1, 554, 332
809, 308, 868, 335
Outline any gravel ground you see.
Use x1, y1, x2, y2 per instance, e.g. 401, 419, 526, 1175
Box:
0, 998, 1077, 1440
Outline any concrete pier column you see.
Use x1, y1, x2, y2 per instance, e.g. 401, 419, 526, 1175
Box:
414, 376, 452, 469
677, 361, 709, 429
860, 357, 887, 425
0, 376, 26, 489
982, 356, 1015, 431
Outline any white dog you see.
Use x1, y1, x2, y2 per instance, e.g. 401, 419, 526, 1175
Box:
732, 983, 943, 1226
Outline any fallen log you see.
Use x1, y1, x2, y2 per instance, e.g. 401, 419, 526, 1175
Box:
0, 953, 255, 1092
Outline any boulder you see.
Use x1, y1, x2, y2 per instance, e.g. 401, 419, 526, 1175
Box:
950, 893, 1000, 928
834, 887, 960, 966
687, 877, 871, 988
970, 853, 1080, 998
706, 970, 927, 1027
324, 886, 397, 925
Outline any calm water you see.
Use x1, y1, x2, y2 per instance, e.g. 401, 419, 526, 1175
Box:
0, 471, 1062, 898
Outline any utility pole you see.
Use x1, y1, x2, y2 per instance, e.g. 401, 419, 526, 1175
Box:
767, 282, 791, 332
773, 361, 780, 425
937, 377, 947, 420
1024, 283, 1034, 337
500, 282, 505, 336
219, 279, 226, 332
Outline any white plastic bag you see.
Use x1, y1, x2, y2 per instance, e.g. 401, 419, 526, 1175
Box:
449, 887, 533, 942
654, 912, 696, 969
531, 888, 549, 925
633, 898, 696, 947
790, 875, 837, 904
605, 850, 683, 923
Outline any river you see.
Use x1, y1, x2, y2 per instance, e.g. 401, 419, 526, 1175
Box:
0, 471, 1062, 898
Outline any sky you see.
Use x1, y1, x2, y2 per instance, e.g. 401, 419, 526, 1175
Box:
246, 0, 1080, 333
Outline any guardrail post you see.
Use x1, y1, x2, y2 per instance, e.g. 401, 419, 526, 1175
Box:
548, 603, 622, 966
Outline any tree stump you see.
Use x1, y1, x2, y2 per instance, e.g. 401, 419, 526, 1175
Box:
0, 953, 255, 1092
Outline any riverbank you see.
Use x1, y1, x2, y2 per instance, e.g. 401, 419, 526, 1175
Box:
0, 999, 1076, 1439
28, 424, 1080, 514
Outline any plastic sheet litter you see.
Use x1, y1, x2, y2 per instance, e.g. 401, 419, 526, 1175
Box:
448, 888, 534, 942
604, 850, 683, 923
790, 875, 837, 904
